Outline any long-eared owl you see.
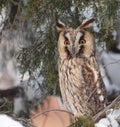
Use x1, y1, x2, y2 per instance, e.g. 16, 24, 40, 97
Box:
57, 18, 107, 117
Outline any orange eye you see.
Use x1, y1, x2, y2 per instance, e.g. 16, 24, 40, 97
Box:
64, 36, 70, 45
80, 39, 86, 44
64, 38, 70, 45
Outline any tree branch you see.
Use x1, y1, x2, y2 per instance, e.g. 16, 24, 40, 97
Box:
30, 108, 74, 120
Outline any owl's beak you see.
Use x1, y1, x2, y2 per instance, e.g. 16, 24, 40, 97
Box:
68, 46, 79, 55
67, 44, 80, 55
71, 47, 76, 54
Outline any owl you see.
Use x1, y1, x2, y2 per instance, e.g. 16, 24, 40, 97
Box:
57, 18, 107, 117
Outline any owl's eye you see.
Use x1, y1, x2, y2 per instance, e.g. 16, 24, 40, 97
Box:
64, 40, 70, 45
64, 37, 70, 45
79, 39, 86, 44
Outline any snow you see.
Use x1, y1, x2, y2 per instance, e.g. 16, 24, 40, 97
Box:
0, 43, 20, 90
83, 6, 93, 18
95, 118, 111, 127
100, 51, 120, 93
0, 114, 25, 127
95, 109, 120, 127
13, 97, 27, 116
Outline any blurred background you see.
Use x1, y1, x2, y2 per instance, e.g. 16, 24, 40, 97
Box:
0, 0, 120, 122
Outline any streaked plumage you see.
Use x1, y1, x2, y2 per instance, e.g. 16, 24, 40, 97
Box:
57, 18, 107, 117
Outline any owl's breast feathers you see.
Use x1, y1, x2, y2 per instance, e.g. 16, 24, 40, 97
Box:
58, 56, 107, 116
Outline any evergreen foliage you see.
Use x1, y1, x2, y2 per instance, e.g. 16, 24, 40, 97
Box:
0, 0, 120, 104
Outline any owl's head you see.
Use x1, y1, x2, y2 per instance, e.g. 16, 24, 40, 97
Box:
57, 18, 95, 59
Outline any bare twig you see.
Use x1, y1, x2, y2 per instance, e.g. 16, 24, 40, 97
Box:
30, 108, 74, 120
86, 87, 97, 103
14, 117, 34, 127
102, 59, 120, 68
10, 1, 21, 30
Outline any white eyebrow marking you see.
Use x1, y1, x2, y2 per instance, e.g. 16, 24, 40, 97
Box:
75, 32, 83, 43
65, 32, 71, 41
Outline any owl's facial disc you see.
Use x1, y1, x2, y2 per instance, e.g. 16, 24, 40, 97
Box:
64, 31, 85, 56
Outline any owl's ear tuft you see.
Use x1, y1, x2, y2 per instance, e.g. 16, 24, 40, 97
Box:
57, 20, 67, 32
80, 18, 95, 29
